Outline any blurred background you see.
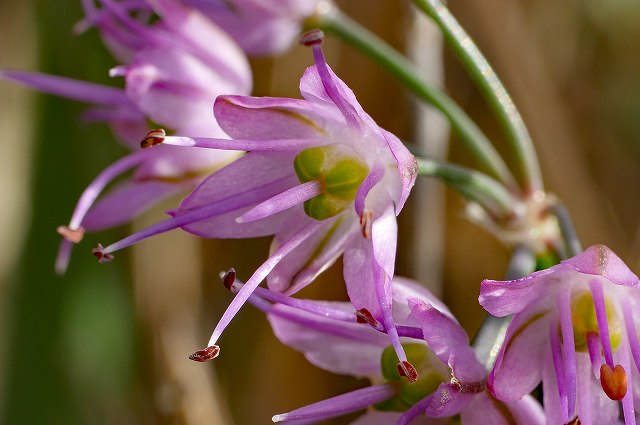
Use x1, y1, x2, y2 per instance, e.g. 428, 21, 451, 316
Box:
1, 0, 640, 423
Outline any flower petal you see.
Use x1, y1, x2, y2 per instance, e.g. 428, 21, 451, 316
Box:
267, 302, 388, 377
82, 179, 191, 231
408, 299, 486, 384
488, 308, 549, 401
461, 392, 544, 425
563, 244, 639, 287
214, 95, 337, 140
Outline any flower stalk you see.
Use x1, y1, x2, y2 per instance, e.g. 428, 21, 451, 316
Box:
411, 0, 543, 194
309, 4, 518, 191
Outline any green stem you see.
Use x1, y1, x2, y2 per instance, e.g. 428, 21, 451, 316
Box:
411, 0, 543, 194
549, 201, 582, 259
416, 157, 517, 217
309, 6, 518, 192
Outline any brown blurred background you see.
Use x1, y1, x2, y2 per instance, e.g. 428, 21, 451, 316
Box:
1, 0, 640, 424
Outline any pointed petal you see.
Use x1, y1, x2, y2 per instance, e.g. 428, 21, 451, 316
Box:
151, 0, 251, 92
371, 203, 398, 279
392, 277, 453, 321
214, 95, 337, 140
563, 244, 640, 287
424, 383, 476, 417
267, 302, 388, 377
479, 267, 557, 317
344, 233, 380, 318
82, 179, 191, 231
408, 299, 486, 384
381, 129, 417, 213
461, 391, 544, 425
488, 309, 549, 401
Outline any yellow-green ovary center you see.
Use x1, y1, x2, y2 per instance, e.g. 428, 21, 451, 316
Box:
570, 290, 621, 352
294, 146, 369, 220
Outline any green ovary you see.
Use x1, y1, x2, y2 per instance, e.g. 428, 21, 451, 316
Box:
294, 146, 369, 220
570, 290, 621, 352
374, 343, 447, 412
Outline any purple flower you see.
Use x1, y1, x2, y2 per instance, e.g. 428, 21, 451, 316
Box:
181, 0, 321, 56
3, 0, 251, 273
97, 31, 417, 372
480, 244, 640, 425
223, 274, 544, 424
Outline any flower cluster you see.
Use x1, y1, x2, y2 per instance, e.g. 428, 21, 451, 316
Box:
6, 1, 640, 425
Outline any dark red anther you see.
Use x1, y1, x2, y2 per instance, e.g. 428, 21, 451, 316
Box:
356, 308, 380, 328
57, 225, 85, 243
189, 346, 220, 362
600, 364, 628, 401
140, 128, 166, 149
565, 416, 581, 425
91, 244, 114, 263
397, 361, 419, 383
222, 268, 236, 290
299, 29, 324, 47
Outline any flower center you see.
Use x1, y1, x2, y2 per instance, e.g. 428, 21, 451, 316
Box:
294, 146, 369, 220
570, 291, 621, 352
374, 343, 447, 412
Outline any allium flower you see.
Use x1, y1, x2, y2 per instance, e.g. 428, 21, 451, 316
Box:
97, 30, 417, 372
181, 0, 322, 56
480, 244, 640, 425
2, 0, 251, 273
220, 273, 544, 424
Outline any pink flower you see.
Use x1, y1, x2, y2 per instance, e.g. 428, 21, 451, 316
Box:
480, 245, 640, 425
221, 274, 544, 424
98, 31, 418, 372
2, 0, 251, 273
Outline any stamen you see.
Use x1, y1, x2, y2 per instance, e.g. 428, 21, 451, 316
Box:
565, 417, 581, 425
159, 135, 322, 151
397, 394, 432, 425
354, 164, 384, 217
374, 266, 415, 383
617, 330, 637, 425
589, 280, 614, 368
97, 175, 294, 255
299, 30, 360, 128
222, 272, 356, 323
236, 180, 322, 223
272, 384, 395, 423
188, 345, 220, 362
221, 268, 236, 290
56, 225, 85, 243
355, 308, 385, 331
140, 128, 166, 148
557, 287, 578, 420
205, 222, 324, 349
91, 244, 114, 263
550, 312, 569, 424
586, 332, 601, 378
599, 364, 627, 400
620, 299, 640, 376
67, 149, 151, 231
397, 361, 418, 383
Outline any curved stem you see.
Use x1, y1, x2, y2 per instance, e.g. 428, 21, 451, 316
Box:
417, 157, 517, 217
549, 200, 583, 259
411, 0, 543, 194
309, 6, 518, 192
